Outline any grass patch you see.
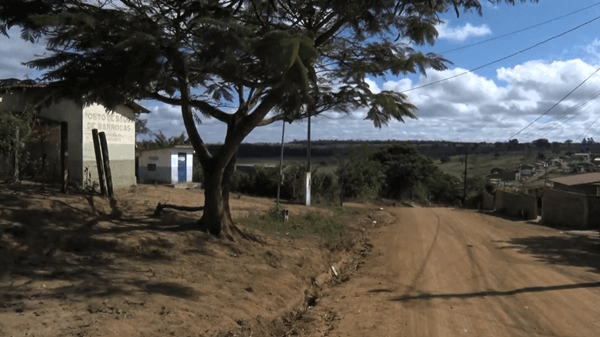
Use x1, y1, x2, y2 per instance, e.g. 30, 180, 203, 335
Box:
438, 153, 539, 178
238, 208, 350, 250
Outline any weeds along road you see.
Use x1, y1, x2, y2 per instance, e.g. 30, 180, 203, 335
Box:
314, 207, 600, 337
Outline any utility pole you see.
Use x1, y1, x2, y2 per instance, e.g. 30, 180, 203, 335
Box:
277, 120, 286, 207
463, 149, 468, 205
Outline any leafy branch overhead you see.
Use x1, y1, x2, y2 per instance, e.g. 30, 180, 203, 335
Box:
0, 0, 535, 131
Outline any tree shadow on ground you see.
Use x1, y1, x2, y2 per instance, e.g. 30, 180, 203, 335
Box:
388, 281, 600, 302
386, 233, 600, 303
497, 233, 600, 274
0, 182, 222, 309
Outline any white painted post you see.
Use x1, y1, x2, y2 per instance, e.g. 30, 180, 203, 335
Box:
305, 172, 311, 206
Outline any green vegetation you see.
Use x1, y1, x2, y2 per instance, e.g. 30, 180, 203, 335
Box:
0, 108, 36, 183
438, 153, 540, 178
238, 208, 349, 250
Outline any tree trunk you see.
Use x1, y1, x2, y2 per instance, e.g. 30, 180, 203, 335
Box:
199, 160, 231, 237
221, 151, 238, 225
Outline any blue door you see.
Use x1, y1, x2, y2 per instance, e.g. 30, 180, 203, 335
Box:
178, 153, 187, 182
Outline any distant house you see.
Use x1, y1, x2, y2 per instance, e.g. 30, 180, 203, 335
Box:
520, 169, 534, 177
488, 170, 520, 185
137, 146, 194, 184
549, 172, 600, 195
573, 162, 597, 173
549, 158, 562, 166
574, 153, 591, 163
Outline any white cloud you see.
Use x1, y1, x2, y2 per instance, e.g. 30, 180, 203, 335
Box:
436, 21, 492, 42
364, 78, 381, 94
0, 27, 47, 79
142, 58, 600, 144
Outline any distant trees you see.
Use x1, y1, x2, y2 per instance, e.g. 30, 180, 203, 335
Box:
565, 139, 573, 148
533, 139, 550, 149
134, 115, 151, 141
507, 139, 519, 150
582, 138, 595, 145
440, 156, 451, 164
551, 142, 561, 154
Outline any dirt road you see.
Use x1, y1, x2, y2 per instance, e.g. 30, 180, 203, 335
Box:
313, 207, 600, 337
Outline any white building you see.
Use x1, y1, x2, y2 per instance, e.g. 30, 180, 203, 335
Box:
137, 146, 194, 184
0, 79, 149, 187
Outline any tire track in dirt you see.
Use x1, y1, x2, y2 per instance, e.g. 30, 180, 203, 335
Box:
303, 207, 600, 337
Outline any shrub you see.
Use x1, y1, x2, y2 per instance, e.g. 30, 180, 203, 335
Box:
336, 148, 386, 202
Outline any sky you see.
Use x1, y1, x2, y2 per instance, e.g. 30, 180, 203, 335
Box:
3, 0, 600, 144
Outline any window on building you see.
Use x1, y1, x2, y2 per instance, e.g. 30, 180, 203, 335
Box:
148, 163, 156, 171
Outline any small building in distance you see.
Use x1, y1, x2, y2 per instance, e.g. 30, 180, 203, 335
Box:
487, 169, 521, 186
137, 146, 194, 184
549, 172, 600, 195
573, 153, 591, 163
520, 164, 535, 170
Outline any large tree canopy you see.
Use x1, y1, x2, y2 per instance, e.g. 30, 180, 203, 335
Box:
0, 0, 537, 239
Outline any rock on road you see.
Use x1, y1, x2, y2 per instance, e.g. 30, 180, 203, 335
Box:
314, 207, 600, 337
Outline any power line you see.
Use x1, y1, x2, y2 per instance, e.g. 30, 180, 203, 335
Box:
440, 2, 600, 54
401, 14, 600, 94
521, 89, 600, 142
507, 66, 600, 140
576, 114, 600, 142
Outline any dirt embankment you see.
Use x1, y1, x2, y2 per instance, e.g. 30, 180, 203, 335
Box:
0, 183, 392, 337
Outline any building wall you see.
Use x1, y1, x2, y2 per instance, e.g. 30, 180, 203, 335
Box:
543, 188, 600, 229
495, 190, 537, 220
138, 148, 194, 184
543, 189, 589, 228
482, 192, 494, 210
138, 148, 174, 184
82, 103, 137, 187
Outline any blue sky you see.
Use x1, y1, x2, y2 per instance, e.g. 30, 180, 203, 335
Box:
3, 0, 600, 144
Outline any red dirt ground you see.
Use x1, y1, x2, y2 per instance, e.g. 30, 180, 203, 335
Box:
0, 183, 388, 337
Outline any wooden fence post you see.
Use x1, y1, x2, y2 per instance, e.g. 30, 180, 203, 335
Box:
98, 132, 114, 198
61, 121, 68, 194
12, 126, 19, 183
92, 129, 107, 196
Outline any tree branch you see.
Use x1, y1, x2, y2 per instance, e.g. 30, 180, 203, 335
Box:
148, 91, 232, 123
315, 17, 347, 47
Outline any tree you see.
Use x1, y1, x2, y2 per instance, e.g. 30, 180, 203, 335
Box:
533, 138, 550, 149
135, 115, 151, 141
0, 0, 538, 239
565, 139, 573, 148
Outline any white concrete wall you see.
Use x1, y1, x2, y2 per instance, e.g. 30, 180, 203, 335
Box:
138, 148, 173, 183
82, 103, 137, 187
187, 153, 193, 183
170, 153, 178, 183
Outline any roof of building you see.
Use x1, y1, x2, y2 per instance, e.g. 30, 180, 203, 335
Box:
0, 78, 149, 113
549, 172, 600, 186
